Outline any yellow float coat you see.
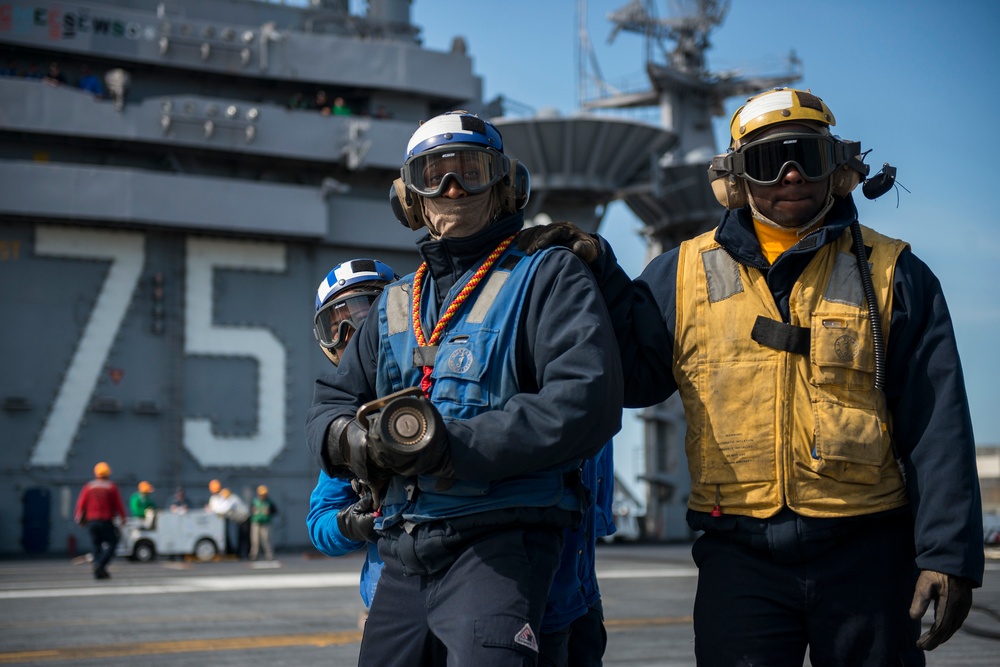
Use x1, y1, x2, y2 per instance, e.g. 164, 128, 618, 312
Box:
674, 223, 910, 518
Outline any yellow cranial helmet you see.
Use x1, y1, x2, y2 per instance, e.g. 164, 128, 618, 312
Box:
729, 88, 836, 148
709, 87, 867, 209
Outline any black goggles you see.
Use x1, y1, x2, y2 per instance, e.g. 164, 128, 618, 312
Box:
717, 134, 857, 186
313, 291, 381, 349
401, 146, 509, 197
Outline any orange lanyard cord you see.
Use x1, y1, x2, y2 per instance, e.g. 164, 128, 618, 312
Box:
411, 234, 516, 396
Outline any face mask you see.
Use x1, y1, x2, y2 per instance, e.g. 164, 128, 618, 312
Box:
422, 189, 499, 238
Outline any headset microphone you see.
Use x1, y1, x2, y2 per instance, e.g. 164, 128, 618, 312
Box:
862, 163, 897, 200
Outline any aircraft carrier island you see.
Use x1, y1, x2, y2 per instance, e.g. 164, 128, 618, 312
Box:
0, 0, 792, 556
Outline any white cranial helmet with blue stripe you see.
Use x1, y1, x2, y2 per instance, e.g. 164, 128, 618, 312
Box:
315, 259, 396, 312
404, 110, 504, 159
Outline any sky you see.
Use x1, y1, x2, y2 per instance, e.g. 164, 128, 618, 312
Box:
397, 0, 1000, 499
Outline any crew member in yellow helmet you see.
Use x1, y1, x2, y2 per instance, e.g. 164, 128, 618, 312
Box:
521, 87, 983, 664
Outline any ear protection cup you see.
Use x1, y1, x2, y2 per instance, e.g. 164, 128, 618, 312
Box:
390, 178, 426, 230
708, 161, 747, 210
830, 164, 863, 197
500, 159, 530, 215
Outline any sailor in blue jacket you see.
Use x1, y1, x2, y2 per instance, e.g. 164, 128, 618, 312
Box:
306, 258, 397, 608
306, 471, 382, 606
306, 111, 622, 666
522, 87, 983, 666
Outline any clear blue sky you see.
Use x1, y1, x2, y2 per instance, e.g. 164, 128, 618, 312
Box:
407, 0, 1000, 461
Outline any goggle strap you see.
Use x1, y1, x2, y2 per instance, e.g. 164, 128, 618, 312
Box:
835, 140, 869, 176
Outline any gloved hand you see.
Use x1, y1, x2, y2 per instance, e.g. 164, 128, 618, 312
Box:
517, 221, 600, 265
909, 569, 974, 650
336, 491, 378, 543
324, 416, 388, 486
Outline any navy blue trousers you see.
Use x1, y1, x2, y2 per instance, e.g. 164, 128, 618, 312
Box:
692, 516, 925, 666
87, 520, 118, 572
359, 526, 563, 667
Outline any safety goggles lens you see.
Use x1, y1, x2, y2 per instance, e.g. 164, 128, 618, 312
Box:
739, 134, 838, 184
402, 147, 508, 197
313, 292, 380, 349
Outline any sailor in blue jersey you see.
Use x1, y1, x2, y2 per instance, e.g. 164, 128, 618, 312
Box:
305, 259, 397, 611
305, 111, 623, 666
306, 470, 382, 605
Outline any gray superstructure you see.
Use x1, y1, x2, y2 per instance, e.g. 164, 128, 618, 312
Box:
1, 0, 669, 556
1, 0, 797, 554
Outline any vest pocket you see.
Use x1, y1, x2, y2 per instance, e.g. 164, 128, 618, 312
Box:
431, 330, 498, 407
810, 399, 886, 485
810, 311, 874, 390
694, 360, 777, 484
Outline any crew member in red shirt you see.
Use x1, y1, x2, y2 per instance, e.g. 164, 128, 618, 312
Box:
74, 462, 126, 580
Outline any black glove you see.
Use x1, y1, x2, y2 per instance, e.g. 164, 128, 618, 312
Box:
517, 221, 600, 265
909, 569, 974, 650
368, 394, 452, 478
324, 416, 388, 486
335, 491, 377, 543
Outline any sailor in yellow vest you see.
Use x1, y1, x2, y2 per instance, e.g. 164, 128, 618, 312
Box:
521, 87, 983, 665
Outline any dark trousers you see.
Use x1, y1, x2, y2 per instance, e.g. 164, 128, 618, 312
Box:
539, 600, 607, 667
225, 519, 251, 558
691, 518, 925, 667
359, 526, 563, 667
237, 519, 251, 559
87, 520, 118, 572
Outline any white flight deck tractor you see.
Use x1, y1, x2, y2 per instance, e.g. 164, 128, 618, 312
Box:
116, 509, 225, 562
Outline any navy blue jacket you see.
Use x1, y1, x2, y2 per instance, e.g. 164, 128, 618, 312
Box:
542, 442, 615, 633
594, 195, 984, 585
